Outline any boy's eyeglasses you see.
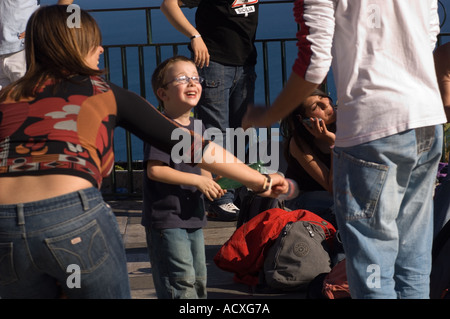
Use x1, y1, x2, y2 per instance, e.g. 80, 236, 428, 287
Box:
163, 75, 204, 87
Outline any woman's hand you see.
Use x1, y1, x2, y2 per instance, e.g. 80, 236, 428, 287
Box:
303, 117, 335, 147
256, 173, 289, 198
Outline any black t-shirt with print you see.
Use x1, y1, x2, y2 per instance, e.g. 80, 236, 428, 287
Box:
190, 0, 259, 66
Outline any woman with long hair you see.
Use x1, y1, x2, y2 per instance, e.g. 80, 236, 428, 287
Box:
0, 5, 287, 298
280, 89, 336, 218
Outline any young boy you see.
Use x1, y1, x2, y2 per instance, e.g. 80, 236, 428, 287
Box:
142, 56, 225, 299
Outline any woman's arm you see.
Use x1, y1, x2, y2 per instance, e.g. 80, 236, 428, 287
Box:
113, 84, 289, 197
197, 143, 288, 197
289, 137, 333, 193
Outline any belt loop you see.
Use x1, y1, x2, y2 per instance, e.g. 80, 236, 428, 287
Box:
17, 203, 25, 226
78, 189, 90, 211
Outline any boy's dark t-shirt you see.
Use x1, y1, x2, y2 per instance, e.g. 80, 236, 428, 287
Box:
141, 118, 207, 229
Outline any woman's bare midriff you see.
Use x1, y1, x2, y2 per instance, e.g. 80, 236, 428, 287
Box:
0, 175, 94, 205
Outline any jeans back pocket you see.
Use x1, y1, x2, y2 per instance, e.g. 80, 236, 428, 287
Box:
45, 219, 109, 274
334, 150, 388, 221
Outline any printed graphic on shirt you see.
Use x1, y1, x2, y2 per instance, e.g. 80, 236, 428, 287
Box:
0, 76, 115, 187
232, 0, 258, 16
231, 0, 258, 7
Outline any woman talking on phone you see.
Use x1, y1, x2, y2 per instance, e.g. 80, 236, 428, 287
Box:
280, 89, 337, 219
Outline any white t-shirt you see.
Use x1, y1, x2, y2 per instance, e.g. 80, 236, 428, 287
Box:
293, 0, 446, 147
0, 0, 40, 55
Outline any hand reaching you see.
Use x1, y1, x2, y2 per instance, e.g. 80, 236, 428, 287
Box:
195, 175, 226, 201
242, 104, 271, 129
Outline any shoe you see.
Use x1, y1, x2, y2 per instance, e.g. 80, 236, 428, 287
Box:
207, 202, 240, 221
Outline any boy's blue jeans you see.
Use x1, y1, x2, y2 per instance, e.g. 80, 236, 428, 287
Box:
0, 187, 131, 298
333, 125, 443, 299
146, 227, 207, 299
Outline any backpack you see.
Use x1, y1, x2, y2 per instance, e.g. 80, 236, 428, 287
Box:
263, 218, 333, 291
214, 208, 335, 286
430, 219, 450, 299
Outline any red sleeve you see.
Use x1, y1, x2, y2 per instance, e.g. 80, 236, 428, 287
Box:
292, 0, 335, 84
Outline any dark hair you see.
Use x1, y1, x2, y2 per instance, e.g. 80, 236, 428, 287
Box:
280, 88, 336, 158
151, 55, 195, 110
0, 5, 103, 102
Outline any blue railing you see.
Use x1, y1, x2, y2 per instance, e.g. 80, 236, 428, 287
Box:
93, 1, 450, 198
94, 1, 300, 198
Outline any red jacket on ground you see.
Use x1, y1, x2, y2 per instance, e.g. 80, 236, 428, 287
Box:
214, 208, 336, 286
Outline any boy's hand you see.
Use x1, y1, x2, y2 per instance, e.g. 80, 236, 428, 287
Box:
195, 175, 226, 201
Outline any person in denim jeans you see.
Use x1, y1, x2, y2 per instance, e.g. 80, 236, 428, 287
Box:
0, 6, 288, 299
160, 0, 259, 220
433, 42, 450, 237
243, 0, 446, 298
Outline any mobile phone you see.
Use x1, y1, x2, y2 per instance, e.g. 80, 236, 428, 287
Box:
302, 118, 322, 128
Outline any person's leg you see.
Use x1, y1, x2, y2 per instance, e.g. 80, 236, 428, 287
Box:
333, 126, 442, 299
146, 227, 199, 299
145, 227, 169, 299
228, 64, 256, 130
197, 60, 233, 134
394, 125, 442, 298
197, 61, 239, 219
188, 228, 207, 299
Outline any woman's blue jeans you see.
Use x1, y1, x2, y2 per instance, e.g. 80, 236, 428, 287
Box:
333, 125, 443, 299
145, 227, 207, 299
0, 187, 131, 299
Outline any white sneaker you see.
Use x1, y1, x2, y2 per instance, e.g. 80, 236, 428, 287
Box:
208, 202, 240, 221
